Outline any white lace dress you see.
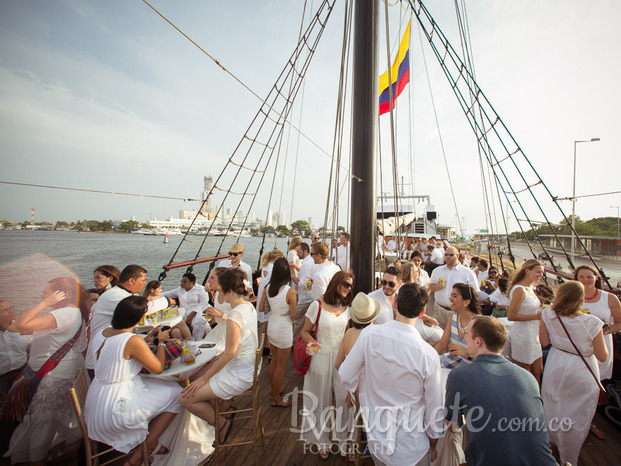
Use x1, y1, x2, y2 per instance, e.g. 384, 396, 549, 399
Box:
5, 306, 86, 464
541, 308, 603, 466
84, 332, 182, 453
301, 301, 350, 450
509, 284, 542, 364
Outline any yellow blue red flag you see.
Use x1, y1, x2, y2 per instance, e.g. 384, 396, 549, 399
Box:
379, 20, 411, 115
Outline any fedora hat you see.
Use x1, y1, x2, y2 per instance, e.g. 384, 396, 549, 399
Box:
350, 292, 380, 325
229, 243, 244, 253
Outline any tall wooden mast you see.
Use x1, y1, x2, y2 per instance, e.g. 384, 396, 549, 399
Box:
350, 0, 379, 293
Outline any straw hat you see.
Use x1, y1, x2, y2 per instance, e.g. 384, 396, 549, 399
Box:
229, 243, 244, 253
350, 292, 380, 325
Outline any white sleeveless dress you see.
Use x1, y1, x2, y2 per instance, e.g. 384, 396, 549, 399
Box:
582, 290, 613, 380
84, 332, 182, 453
509, 284, 542, 364
204, 291, 232, 354
267, 285, 293, 349
210, 302, 258, 400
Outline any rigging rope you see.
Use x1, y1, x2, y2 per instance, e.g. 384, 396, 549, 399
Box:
0, 181, 201, 202
416, 24, 463, 240
140, 0, 355, 178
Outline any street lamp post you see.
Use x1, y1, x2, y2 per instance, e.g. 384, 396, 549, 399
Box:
611, 205, 620, 238
571, 138, 600, 265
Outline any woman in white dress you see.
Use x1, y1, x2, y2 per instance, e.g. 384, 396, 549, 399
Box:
259, 257, 297, 407
507, 259, 544, 385
256, 249, 284, 354
180, 268, 258, 445
204, 267, 232, 354
407, 251, 431, 287
300, 270, 354, 460
574, 264, 621, 439
287, 236, 302, 275
84, 295, 182, 465
5, 277, 89, 465
540, 281, 608, 466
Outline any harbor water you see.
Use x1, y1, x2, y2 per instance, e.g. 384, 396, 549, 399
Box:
0, 230, 291, 313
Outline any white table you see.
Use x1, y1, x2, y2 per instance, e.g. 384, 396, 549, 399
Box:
143, 340, 218, 382
147, 339, 219, 465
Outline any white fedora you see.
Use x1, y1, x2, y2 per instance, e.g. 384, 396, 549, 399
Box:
350, 292, 380, 325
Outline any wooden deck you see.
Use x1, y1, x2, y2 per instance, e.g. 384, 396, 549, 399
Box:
1, 354, 620, 465
201, 354, 621, 466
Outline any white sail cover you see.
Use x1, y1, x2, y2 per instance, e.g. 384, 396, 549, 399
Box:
376, 213, 418, 235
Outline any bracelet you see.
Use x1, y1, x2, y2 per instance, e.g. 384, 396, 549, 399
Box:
158, 342, 166, 348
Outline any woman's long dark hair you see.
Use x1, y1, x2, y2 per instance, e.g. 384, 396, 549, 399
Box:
323, 270, 355, 307
268, 257, 291, 298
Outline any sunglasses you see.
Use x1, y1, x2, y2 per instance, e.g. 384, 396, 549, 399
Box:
381, 280, 396, 288
341, 281, 353, 290
446, 253, 456, 256
229, 252, 240, 257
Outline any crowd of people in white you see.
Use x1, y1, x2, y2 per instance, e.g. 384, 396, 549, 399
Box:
1, 233, 620, 466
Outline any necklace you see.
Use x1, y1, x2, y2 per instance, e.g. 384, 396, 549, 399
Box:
584, 288, 599, 301
457, 313, 473, 333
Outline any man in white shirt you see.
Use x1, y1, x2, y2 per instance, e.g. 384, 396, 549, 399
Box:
386, 237, 397, 252
291, 242, 315, 339
310, 242, 340, 300
370, 266, 442, 345
368, 266, 402, 324
162, 272, 210, 340
86, 264, 172, 372
335, 232, 351, 270
0, 300, 28, 394
218, 242, 253, 288
428, 246, 479, 329
339, 283, 446, 465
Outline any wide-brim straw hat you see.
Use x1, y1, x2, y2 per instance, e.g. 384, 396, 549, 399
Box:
350, 292, 381, 325
229, 243, 244, 253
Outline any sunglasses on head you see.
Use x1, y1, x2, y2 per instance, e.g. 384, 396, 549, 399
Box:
381, 280, 396, 288
229, 252, 240, 257
341, 281, 352, 290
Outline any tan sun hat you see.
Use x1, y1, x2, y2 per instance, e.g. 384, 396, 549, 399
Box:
229, 243, 244, 253
350, 292, 381, 325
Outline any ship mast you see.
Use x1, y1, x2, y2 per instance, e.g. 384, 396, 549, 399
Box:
350, 0, 379, 293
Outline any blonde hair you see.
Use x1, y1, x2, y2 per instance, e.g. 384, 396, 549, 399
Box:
508, 259, 544, 293
260, 252, 270, 268
288, 236, 302, 251
551, 281, 584, 317
267, 249, 284, 262
311, 241, 329, 259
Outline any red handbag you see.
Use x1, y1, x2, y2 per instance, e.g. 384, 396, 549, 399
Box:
293, 300, 322, 375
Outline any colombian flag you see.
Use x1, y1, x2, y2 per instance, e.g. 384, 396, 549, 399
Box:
379, 20, 411, 115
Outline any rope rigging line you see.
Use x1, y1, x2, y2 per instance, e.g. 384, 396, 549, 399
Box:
415, 23, 463, 240
0, 181, 202, 202
140, 0, 353, 176
383, 1, 402, 251
156, 1, 336, 281
322, 0, 353, 240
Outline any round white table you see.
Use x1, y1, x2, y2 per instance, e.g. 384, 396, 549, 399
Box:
143, 340, 218, 382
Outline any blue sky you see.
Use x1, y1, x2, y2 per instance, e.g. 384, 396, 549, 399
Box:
1, 0, 619, 234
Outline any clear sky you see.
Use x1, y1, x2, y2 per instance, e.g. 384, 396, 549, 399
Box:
1, 0, 619, 235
